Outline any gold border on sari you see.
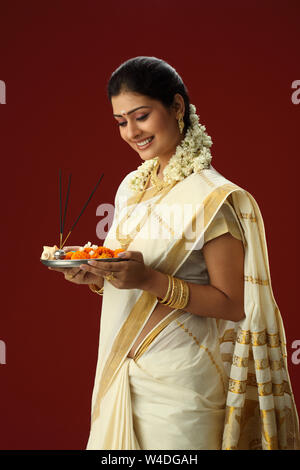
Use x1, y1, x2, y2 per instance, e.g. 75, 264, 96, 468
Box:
133, 310, 185, 362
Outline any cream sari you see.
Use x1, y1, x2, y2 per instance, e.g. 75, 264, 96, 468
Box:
86, 165, 300, 450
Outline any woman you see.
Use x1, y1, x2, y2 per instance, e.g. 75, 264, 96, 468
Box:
50, 57, 300, 450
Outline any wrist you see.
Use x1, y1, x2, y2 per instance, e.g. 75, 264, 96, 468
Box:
89, 283, 104, 295
93, 277, 104, 289
140, 267, 169, 300
139, 266, 157, 292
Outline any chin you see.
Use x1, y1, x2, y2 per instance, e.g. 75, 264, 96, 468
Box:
137, 151, 157, 161
139, 155, 156, 161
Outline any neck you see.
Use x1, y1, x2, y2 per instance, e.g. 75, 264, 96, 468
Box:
156, 160, 167, 179
156, 134, 184, 179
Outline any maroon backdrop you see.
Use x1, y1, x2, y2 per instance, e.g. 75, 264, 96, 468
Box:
0, 0, 299, 450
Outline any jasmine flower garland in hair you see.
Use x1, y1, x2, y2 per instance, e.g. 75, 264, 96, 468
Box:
129, 104, 213, 192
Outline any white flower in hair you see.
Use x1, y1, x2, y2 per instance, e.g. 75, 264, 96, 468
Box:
129, 104, 213, 192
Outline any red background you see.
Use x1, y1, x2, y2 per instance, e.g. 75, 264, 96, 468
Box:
0, 0, 299, 450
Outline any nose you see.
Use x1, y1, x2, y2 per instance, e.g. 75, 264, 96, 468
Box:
126, 119, 141, 140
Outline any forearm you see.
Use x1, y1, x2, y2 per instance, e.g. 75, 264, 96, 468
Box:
142, 267, 244, 322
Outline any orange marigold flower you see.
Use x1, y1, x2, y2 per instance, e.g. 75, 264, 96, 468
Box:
97, 253, 113, 259
96, 246, 114, 256
64, 251, 74, 260
89, 246, 113, 259
71, 251, 90, 260
113, 248, 125, 257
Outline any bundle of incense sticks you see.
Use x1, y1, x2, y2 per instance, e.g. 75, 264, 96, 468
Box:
59, 169, 104, 249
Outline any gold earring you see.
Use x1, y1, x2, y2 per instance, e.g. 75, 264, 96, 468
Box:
178, 115, 184, 134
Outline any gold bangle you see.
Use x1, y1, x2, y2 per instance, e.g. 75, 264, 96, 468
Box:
179, 280, 190, 309
168, 278, 190, 310
178, 280, 189, 309
173, 278, 184, 307
165, 276, 176, 306
166, 277, 179, 307
168, 277, 183, 308
166, 276, 181, 307
157, 274, 173, 304
89, 284, 104, 296
157, 275, 190, 310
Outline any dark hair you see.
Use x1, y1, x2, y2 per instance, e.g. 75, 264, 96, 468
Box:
107, 56, 191, 130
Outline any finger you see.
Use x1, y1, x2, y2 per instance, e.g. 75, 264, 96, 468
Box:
66, 270, 88, 283
48, 267, 80, 275
82, 260, 119, 275
80, 264, 114, 279
68, 268, 82, 276
64, 271, 80, 281
86, 259, 118, 272
48, 267, 69, 272
80, 261, 109, 274
116, 251, 143, 262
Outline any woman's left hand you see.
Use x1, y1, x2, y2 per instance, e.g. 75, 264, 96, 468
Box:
80, 251, 152, 290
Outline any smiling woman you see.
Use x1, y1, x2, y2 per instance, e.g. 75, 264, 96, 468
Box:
112, 92, 186, 177
109, 57, 191, 181
49, 56, 300, 450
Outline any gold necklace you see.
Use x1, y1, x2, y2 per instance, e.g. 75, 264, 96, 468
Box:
115, 162, 176, 250
149, 160, 167, 191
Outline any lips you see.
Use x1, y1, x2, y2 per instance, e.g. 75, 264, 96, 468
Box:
135, 136, 154, 149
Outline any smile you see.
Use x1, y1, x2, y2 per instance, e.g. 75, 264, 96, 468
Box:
136, 136, 154, 149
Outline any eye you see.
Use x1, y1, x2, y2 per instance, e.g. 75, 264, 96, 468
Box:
117, 113, 149, 127
136, 113, 149, 121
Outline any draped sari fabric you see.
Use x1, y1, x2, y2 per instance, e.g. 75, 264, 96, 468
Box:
86, 165, 300, 450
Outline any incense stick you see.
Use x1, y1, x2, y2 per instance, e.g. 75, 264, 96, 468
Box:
62, 173, 71, 239
59, 168, 62, 249
59, 171, 72, 249
61, 173, 104, 248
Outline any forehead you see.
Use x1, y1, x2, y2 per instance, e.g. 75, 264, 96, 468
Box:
111, 92, 155, 115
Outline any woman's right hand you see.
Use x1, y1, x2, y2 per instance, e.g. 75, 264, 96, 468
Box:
48, 246, 104, 287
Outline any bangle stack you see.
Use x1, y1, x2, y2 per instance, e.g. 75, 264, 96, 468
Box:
88, 275, 189, 307
157, 274, 190, 310
89, 284, 104, 296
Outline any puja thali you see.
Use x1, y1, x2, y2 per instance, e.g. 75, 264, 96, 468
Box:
41, 258, 129, 268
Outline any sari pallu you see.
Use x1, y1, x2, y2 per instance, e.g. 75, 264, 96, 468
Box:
86, 165, 300, 450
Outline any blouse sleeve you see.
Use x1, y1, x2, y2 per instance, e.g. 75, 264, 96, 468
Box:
204, 200, 244, 244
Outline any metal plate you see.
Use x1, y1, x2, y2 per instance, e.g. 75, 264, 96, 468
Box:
41, 258, 129, 268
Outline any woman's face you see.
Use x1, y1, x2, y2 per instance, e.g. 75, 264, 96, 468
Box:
111, 91, 184, 163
